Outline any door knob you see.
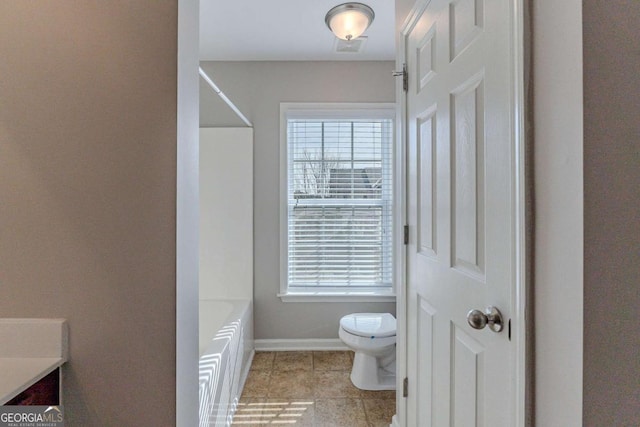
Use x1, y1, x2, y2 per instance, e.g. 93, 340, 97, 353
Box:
467, 306, 504, 332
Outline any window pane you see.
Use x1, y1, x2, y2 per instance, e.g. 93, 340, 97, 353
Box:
287, 115, 393, 288
288, 206, 390, 286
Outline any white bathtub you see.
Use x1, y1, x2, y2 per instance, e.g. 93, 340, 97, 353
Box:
199, 299, 254, 427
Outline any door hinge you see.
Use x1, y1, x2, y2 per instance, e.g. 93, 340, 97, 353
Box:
403, 377, 409, 397
403, 225, 409, 245
393, 63, 408, 92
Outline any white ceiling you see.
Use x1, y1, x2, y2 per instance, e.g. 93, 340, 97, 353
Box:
199, 0, 396, 61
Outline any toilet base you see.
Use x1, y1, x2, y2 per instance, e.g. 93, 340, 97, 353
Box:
350, 351, 396, 391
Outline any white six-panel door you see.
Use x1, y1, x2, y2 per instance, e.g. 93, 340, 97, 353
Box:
404, 0, 524, 425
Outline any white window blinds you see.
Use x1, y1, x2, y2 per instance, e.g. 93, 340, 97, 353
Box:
286, 116, 393, 289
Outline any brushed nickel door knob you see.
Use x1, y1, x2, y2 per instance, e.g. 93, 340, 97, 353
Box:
467, 306, 504, 333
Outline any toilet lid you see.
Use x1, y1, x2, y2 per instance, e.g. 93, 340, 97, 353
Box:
340, 313, 396, 338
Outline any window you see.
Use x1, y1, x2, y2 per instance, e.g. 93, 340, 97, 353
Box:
280, 103, 395, 300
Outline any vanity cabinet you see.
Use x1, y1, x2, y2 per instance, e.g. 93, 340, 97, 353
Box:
0, 319, 67, 406
4, 368, 60, 406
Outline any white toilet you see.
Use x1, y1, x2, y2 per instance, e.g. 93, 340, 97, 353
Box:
339, 313, 396, 391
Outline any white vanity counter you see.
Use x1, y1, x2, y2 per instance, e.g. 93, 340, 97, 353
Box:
0, 319, 68, 405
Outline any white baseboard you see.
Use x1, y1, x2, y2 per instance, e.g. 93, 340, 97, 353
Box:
254, 338, 349, 351
390, 414, 400, 427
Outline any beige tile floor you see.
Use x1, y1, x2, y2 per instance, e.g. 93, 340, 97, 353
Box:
234, 351, 396, 426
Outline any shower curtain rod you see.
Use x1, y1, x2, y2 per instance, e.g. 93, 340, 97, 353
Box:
199, 67, 253, 128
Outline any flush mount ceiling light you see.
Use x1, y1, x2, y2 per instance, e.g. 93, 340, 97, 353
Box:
325, 3, 375, 41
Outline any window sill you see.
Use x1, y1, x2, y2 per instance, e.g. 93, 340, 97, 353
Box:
278, 291, 396, 303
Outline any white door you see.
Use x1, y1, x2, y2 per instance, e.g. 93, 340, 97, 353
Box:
403, 0, 525, 425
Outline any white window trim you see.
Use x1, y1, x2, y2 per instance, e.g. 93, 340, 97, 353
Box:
279, 102, 397, 302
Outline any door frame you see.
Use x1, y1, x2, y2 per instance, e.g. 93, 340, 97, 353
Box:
394, 0, 530, 425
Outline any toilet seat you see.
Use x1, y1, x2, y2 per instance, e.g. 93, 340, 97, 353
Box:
340, 313, 396, 338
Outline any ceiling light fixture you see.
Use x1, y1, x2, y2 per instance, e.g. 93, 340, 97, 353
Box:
325, 3, 375, 41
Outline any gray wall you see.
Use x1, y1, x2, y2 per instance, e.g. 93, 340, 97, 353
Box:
201, 61, 396, 339
0, 2, 183, 425
583, 1, 640, 425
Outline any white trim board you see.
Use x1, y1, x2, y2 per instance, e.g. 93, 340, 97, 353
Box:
254, 339, 349, 352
